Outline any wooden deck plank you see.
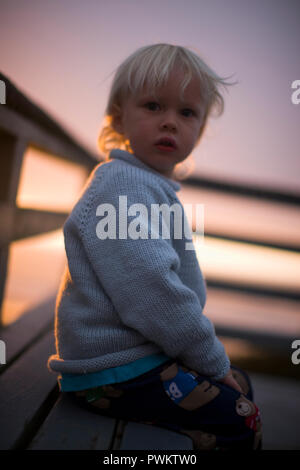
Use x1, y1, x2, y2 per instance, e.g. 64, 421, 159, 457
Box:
119, 422, 193, 450
0, 296, 55, 367
250, 373, 300, 450
0, 330, 57, 449
29, 393, 117, 450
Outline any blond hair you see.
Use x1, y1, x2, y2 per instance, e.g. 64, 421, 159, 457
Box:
98, 43, 237, 177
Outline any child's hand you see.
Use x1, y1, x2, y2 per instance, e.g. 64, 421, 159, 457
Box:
218, 370, 243, 394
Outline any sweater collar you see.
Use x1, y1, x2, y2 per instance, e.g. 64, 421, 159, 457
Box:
109, 149, 181, 193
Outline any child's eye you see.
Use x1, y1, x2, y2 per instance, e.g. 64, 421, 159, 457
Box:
181, 108, 195, 117
145, 102, 160, 111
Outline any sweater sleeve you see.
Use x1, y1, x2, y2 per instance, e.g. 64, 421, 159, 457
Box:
82, 170, 230, 380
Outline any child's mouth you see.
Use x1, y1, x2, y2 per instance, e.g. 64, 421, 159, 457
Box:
156, 144, 176, 152
155, 138, 177, 152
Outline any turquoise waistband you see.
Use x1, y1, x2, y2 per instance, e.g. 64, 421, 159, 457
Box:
59, 353, 171, 392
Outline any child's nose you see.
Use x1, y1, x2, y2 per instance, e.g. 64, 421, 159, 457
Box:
160, 110, 177, 131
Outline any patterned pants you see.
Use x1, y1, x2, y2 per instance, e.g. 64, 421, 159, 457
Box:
74, 359, 262, 450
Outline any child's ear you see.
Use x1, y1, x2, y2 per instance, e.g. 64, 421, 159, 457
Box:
111, 104, 124, 134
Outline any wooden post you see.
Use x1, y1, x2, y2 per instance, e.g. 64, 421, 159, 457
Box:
0, 128, 27, 326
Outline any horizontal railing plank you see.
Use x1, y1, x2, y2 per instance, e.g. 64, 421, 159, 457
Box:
202, 230, 300, 253
0, 203, 68, 246
0, 71, 99, 169
0, 106, 98, 170
206, 279, 300, 301
215, 324, 296, 353
184, 177, 300, 206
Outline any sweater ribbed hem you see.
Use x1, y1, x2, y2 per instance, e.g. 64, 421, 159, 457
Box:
48, 343, 163, 375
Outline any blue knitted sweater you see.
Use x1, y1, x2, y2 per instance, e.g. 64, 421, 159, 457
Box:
48, 149, 230, 381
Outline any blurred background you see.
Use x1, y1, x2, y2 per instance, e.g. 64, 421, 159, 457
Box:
0, 0, 299, 449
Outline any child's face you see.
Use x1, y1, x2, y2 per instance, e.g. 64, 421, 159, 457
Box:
113, 68, 205, 178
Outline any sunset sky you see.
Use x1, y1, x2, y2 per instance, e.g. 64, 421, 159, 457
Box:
1, 0, 300, 192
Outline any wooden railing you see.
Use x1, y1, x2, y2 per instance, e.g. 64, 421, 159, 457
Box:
0, 72, 99, 326
183, 175, 300, 301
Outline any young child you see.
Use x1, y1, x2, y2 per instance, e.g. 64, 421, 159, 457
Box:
48, 44, 262, 450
